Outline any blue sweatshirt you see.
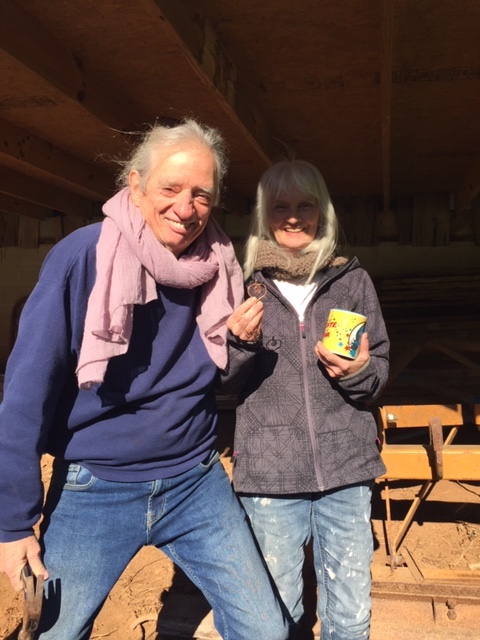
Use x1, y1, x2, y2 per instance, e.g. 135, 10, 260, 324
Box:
0, 223, 218, 542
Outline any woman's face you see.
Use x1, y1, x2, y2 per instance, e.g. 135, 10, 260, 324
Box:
267, 188, 321, 254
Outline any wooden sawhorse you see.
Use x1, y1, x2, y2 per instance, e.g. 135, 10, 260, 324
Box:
377, 403, 480, 570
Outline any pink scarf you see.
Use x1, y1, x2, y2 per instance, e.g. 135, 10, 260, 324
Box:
76, 188, 244, 389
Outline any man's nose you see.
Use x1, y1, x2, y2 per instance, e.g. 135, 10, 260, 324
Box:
174, 191, 194, 217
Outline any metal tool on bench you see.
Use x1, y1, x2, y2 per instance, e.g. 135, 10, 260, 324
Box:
18, 563, 44, 640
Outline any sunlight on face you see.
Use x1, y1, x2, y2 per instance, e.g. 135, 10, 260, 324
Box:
129, 145, 216, 257
268, 188, 321, 254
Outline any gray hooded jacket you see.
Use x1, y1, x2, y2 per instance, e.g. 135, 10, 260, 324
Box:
221, 257, 389, 494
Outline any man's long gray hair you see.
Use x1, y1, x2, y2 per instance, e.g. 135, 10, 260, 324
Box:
243, 159, 338, 282
116, 118, 228, 206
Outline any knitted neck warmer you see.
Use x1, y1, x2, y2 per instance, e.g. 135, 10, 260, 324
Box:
254, 239, 347, 280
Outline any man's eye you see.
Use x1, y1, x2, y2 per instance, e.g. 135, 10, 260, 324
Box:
195, 193, 211, 205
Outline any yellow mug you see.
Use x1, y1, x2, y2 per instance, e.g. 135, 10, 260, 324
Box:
322, 309, 367, 359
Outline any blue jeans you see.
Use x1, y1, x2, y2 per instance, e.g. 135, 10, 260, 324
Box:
239, 482, 374, 640
36, 452, 290, 640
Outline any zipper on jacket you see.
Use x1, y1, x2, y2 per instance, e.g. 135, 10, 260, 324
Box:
299, 320, 306, 338
298, 325, 324, 491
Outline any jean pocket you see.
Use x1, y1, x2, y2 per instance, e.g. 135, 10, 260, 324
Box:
199, 449, 220, 471
64, 463, 96, 491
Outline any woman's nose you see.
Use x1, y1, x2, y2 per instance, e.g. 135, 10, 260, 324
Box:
286, 209, 302, 220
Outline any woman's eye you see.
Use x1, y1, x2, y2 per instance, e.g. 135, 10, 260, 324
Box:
298, 203, 317, 215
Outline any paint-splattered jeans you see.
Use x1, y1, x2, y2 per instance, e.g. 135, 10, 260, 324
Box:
239, 481, 374, 640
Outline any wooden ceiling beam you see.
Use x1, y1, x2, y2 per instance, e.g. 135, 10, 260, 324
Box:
380, 0, 393, 215
0, 193, 54, 220
0, 167, 100, 218
0, 119, 114, 201
455, 159, 480, 215
151, 0, 273, 165
0, 0, 136, 130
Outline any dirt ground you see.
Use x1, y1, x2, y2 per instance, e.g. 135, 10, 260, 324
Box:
1, 415, 479, 640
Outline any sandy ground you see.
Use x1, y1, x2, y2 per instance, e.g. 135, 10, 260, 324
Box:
1, 413, 479, 640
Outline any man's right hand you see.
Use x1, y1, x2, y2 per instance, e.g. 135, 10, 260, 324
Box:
0, 535, 49, 591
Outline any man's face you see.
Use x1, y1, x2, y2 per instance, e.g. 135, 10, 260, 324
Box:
129, 144, 217, 257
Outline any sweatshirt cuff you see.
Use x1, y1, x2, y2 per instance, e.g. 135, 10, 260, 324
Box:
0, 528, 34, 543
228, 333, 263, 351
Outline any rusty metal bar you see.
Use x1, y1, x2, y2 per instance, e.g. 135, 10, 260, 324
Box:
372, 580, 480, 605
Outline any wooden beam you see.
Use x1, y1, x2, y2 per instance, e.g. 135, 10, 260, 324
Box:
475, 405, 480, 426
151, 0, 273, 165
396, 372, 477, 404
387, 345, 422, 385
427, 342, 480, 374
0, 0, 136, 130
0, 167, 99, 218
350, 196, 377, 246
455, 158, 480, 214
0, 193, 54, 220
380, 445, 480, 481
394, 195, 413, 244
472, 193, 480, 245
0, 211, 18, 245
450, 207, 473, 235
412, 193, 450, 246
0, 119, 114, 201
18, 216, 39, 249
39, 216, 65, 245
380, 0, 393, 216
379, 404, 464, 429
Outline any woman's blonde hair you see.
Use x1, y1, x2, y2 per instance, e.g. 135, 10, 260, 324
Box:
243, 159, 338, 281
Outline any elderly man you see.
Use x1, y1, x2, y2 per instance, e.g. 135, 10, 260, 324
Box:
0, 119, 288, 640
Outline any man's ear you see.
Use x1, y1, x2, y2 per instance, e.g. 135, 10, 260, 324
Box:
129, 170, 142, 206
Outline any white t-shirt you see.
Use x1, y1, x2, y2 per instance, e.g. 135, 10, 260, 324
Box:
274, 273, 321, 321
